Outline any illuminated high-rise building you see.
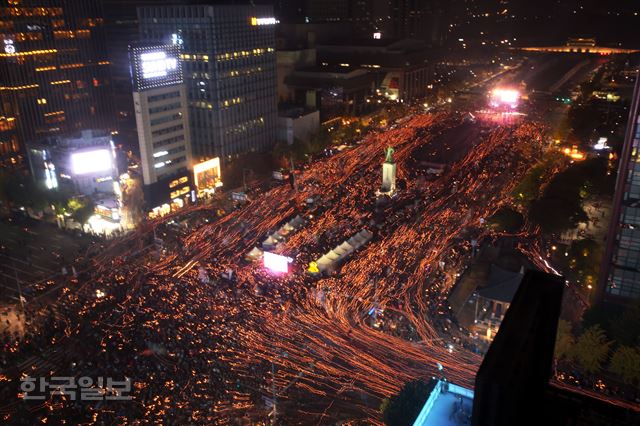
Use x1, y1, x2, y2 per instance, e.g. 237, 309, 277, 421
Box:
137, 4, 278, 161
0, 0, 114, 169
598, 73, 640, 304
129, 42, 193, 214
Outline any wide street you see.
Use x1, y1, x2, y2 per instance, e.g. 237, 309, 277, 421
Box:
0, 217, 93, 304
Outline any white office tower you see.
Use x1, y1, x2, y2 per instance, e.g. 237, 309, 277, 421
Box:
129, 43, 194, 214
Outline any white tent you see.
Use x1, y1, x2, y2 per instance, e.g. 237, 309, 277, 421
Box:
262, 235, 279, 248
326, 250, 341, 261
289, 215, 307, 230
245, 246, 264, 261
334, 242, 355, 256
313, 229, 373, 274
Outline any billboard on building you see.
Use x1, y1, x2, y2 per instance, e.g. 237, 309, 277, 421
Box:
130, 43, 183, 92
193, 158, 222, 192
71, 149, 113, 175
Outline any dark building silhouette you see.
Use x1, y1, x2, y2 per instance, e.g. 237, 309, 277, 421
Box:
472, 270, 640, 426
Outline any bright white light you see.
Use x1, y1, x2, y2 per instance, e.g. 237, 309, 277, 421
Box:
141, 51, 177, 79
171, 33, 183, 45
4, 39, 15, 54
373, 32, 382, 39
153, 150, 169, 158
263, 251, 291, 274
490, 88, 520, 108
594, 137, 610, 150
154, 162, 166, 168
71, 150, 112, 175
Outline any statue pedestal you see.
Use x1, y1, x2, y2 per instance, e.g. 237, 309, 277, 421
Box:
377, 161, 396, 196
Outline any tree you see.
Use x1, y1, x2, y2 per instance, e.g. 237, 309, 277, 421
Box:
488, 207, 524, 233
573, 325, 612, 374
68, 197, 96, 226
381, 379, 435, 426
609, 346, 640, 385
512, 164, 545, 204
529, 197, 587, 234
554, 319, 575, 361
567, 239, 601, 287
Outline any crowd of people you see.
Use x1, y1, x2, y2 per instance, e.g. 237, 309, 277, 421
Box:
1, 111, 626, 424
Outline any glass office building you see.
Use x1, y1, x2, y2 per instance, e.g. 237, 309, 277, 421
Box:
137, 4, 278, 161
599, 73, 640, 303
0, 0, 114, 169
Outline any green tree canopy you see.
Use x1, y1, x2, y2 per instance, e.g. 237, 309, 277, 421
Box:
609, 346, 640, 385
68, 197, 96, 225
573, 325, 612, 374
567, 239, 601, 287
487, 207, 524, 233
554, 319, 575, 361
527, 158, 614, 234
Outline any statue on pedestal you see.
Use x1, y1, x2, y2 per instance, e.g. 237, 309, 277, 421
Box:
384, 146, 395, 163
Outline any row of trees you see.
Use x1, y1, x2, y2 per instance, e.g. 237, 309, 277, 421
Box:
555, 321, 640, 385
556, 300, 640, 385
522, 156, 614, 235
0, 172, 95, 225
380, 379, 436, 426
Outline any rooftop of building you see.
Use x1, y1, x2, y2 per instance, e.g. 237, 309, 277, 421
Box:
30, 129, 113, 150
278, 105, 318, 119
412, 380, 474, 426
284, 67, 374, 91
476, 264, 524, 303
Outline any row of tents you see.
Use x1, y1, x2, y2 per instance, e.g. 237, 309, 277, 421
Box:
313, 229, 374, 274
245, 215, 308, 261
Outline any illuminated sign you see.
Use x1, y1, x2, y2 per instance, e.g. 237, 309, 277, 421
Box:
171, 33, 183, 46
169, 176, 189, 189
250, 17, 279, 26
373, 32, 381, 40
4, 39, 15, 54
140, 51, 177, 79
193, 157, 222, 191
71, 150, 112, 175
130, 44, 183, 91
263, 252, 292, 274
170, 186, 190, 199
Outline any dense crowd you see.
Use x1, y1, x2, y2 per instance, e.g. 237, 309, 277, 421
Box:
3, 112, 626, 424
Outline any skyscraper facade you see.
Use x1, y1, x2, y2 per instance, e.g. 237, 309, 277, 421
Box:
137, 4, 278, 161
129, 42, 193, 214
0, 0, 114, 169
598, 73, 640, 304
